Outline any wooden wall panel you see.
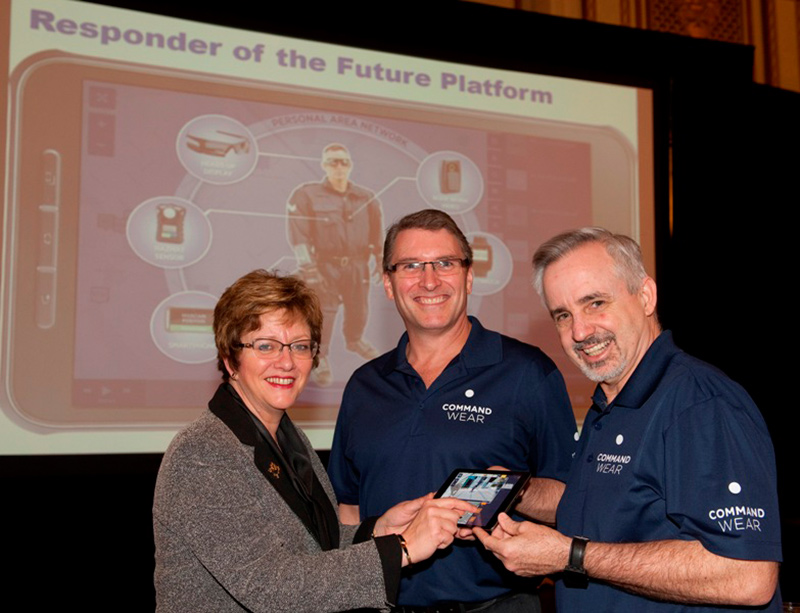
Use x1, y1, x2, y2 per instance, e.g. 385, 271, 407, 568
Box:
470, 0, 800, 91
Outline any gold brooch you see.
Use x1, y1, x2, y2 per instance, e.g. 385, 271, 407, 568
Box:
268, 461, 281, 479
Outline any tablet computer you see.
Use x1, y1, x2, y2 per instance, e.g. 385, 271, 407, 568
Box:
434, 469, 530, 530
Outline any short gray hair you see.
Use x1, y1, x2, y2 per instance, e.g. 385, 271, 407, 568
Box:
532, 227, 647, 297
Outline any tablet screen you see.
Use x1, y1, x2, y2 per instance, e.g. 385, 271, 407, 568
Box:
436, 469, 529, 529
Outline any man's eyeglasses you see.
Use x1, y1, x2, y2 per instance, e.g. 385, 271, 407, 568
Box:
386, 258, 470, 278
323, 158, 352, 167
234, 338, 320, 360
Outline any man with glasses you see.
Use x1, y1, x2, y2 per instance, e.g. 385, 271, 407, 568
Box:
287, 143, 383, 387
329, 209, 576, 612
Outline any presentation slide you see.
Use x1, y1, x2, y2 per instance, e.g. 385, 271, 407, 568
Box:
0, 0, 653, 454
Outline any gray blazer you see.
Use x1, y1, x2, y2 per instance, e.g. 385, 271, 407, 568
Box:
153, 389, 388, 612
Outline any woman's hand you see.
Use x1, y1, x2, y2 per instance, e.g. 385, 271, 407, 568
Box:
373, 493, 435, 537
398, 497, 479, 566
374, 494, 479, 566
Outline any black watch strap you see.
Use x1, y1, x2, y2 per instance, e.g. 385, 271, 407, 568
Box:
563, 536, 589, 588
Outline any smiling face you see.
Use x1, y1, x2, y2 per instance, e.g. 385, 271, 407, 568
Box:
383, 228, 473, 337
224, 310, 313, 434
541, 242, 659, 401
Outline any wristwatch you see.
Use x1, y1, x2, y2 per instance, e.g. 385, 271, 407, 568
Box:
563, 536, 589, 588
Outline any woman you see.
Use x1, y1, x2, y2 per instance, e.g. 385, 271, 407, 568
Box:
153, 270, 474, 612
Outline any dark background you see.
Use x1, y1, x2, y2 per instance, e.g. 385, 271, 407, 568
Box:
3, 1, 796, 609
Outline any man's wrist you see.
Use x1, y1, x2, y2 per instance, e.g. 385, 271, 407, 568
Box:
563, 536, 590, 588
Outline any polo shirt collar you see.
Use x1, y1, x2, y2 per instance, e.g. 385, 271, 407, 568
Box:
382, 316, 502, 378
461, 316, 502, 368
591, 331, 679, 412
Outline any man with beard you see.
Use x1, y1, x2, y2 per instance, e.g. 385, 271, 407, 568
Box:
475, 227, 782, 612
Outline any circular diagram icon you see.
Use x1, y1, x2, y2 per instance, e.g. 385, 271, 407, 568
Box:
176, 115, 258, 185
150, 291, 218, 364
127, 197, 213, 269
416, 151, 484, 214
466, 231, 513, 296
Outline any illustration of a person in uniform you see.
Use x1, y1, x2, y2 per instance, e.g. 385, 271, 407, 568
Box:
287, 143, 383, 386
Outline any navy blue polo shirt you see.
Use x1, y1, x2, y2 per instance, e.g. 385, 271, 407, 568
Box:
556, 332, 781, 612
329, 317, 576, 606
